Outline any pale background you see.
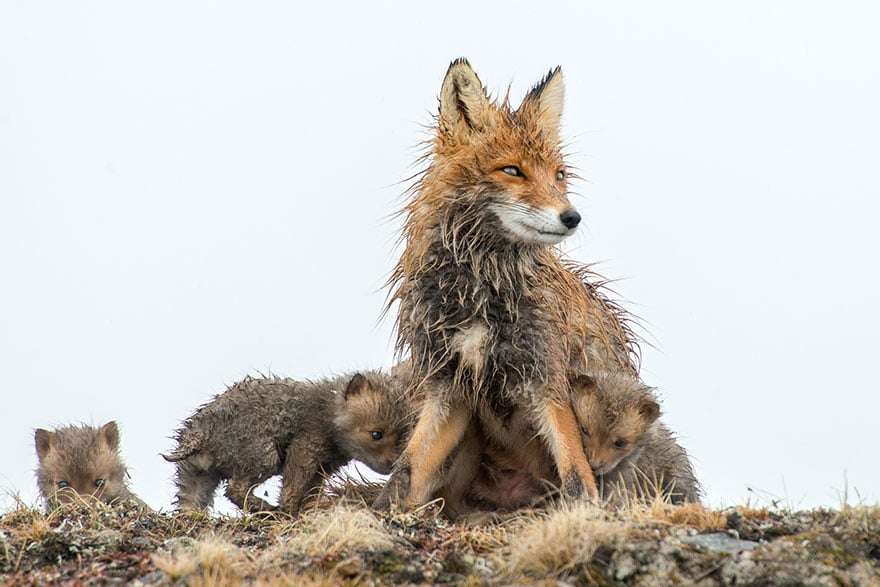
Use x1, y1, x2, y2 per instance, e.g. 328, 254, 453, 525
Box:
2, 1, 878, 513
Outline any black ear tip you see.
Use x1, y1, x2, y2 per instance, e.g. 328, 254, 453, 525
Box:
344, 373, 369, 398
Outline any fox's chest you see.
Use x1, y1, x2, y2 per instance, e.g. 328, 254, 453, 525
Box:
408, 265, 557, 395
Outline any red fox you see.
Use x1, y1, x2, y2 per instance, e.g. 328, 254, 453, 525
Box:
375, 59, 638, 512
570, 372, 701, 505
164, 372, 409, 514
34, 422, 145, 509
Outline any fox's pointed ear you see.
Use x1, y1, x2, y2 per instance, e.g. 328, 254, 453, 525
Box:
520, 67, 565, 144
571, 374, 597, 393
439, 58, 491, 136
35, 429, 53, 460
638, 398, 661, 424
100, 421, 120, 450
343, 373, 369, 400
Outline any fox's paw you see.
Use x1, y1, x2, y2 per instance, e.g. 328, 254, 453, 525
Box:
561, 470, 599, 501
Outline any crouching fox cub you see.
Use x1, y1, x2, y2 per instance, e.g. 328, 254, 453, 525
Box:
571, 372, 701, 505
35, 421, 145, 509
164, 372, 409, 514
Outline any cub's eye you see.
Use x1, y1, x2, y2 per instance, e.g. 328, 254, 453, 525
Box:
556, 170, 565, 181
95, 479, 105, 488
57, 481, 70, 489
580, 426, 590, 438
613, 439, 627, 449
500, 165, 523, 177
370, 431, 383, 441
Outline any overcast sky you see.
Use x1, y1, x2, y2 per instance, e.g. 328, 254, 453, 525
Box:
2, 1, 878, 513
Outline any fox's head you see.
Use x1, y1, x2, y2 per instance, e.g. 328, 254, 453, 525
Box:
35, 421, 130, 506
424, 58, 580, 246
570, 373, 660, 476
335, 372, 410, 475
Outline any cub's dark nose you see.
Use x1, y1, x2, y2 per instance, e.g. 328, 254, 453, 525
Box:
559, 209, 581, 229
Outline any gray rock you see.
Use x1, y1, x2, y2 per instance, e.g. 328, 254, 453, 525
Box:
681, 532, 759, 553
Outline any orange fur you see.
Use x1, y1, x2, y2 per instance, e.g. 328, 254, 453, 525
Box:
375, 59, 639, 513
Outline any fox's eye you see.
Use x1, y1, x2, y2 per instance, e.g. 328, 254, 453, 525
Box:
370, 431, 383, 441
580, 426, 590, 438
500, 165, 523, 177
95, 479, 105, 488
57, 481, 70, 489
613, 439, 627, 449
556, 170, 565, 181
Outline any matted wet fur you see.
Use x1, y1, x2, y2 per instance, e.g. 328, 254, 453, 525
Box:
34, 421, 144, 509
164, 372, 409, 514
375, 58, 639, 512
571, 371, 701, 505
464, 372, 700, 511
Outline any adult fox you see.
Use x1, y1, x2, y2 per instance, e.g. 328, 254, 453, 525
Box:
375, 59, 637, 512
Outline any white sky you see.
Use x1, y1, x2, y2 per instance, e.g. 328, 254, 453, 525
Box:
2, 1, 878, 513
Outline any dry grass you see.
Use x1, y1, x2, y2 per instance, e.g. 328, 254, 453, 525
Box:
623, 496, 728, 531
152, 536, 247, 586
277, 503, 396, 556
502, 501, 624, 578
2, 481, 877, 585
837, 502, 880, 537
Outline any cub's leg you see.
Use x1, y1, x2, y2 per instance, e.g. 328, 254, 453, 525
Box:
225, 478, 276, 512
174, 460, 223, 510
278, 449, 325, 515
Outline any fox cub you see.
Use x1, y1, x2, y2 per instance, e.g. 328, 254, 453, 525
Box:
571, 372, 701, 505
35, 421, 144, 509
164, 372, 409, 514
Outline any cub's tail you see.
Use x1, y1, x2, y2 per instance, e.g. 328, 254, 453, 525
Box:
161, 430, 205, 463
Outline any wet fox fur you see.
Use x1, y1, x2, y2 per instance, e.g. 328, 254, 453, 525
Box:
375, 59, 638, 511
571, 371, 701, 505
35, 421, 144, 509
164, 372, 409, 514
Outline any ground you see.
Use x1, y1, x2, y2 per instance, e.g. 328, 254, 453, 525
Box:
1, 482, 878, 586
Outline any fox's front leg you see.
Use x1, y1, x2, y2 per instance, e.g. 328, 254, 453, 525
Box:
278, 447, 326, 515
374, 396, 470, 512
539, 398, 599, 500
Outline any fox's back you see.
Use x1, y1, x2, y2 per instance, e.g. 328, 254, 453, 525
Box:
174, 376, 338, 475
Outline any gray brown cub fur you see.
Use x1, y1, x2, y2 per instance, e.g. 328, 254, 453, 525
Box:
164, 372, 408, 514
571, 371, 701, 505
35, 421, 143, 509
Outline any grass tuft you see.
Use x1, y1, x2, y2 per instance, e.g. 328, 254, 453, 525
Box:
502, 501, 623, 578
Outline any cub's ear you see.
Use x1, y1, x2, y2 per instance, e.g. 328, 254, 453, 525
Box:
100, 421, 120, 450
571, 374, 597, 394
439, 58, 491, 137
343, 373, 370, 399
519, 66, 565, 144
35, 429, 53, 460
638, 398, 661, 424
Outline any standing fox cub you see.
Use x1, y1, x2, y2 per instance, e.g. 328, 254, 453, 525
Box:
35, 421, 144, 509
376, 59, 638, 511
164, 372, 409, 514
571, 372, 701, 505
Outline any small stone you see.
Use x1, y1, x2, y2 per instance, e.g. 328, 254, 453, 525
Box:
681, 532, 759, 553
613, 553, 638, 580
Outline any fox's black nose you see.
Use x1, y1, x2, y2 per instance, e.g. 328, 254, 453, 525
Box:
559, 209, 581, 229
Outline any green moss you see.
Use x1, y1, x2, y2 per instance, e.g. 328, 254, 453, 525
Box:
372, 553, 407, 575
